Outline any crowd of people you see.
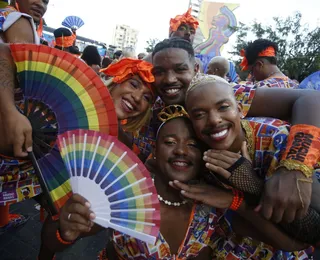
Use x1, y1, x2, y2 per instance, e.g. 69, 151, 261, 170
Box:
0, 0, 320, 259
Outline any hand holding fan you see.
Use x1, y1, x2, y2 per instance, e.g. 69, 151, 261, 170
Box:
10, 44, 118, 213
57, 129, 160, 245
62, 16, 85, 31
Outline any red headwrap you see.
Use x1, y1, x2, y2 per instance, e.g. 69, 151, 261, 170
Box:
169, 8, 199, 34
100, 58, 155, 94
240, 46, 276, 71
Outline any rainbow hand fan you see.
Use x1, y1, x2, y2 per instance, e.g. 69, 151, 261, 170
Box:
62, 16, 85, 30
57, 129, 160, 245
10, 44, 118, 212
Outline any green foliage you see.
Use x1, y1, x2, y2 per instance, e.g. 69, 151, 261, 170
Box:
229, 12, 320, 81
145, 38, 160, 53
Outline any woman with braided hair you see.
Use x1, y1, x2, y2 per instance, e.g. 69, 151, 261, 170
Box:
180, 73, 319, 259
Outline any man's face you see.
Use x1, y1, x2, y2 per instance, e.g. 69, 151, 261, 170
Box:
152, 48, 198, 106
18, 0, 48, 24
186, 82, 243, 151
171, 23, 196, 44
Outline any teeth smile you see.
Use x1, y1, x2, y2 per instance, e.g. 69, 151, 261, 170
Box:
172, 161, 188, 167
165, 89, 180, 94
211, 129, 228, 138
123, 99, 133, 110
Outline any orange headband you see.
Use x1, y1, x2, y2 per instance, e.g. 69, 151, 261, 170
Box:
100, 58, 155, 94
169, 8, 199, 34
240, 46, 276, 71
54, 34, 76, 48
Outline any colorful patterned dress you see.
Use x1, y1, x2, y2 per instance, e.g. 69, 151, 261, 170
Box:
211, 117, 317, 259
98, 204, 232, 260
253, 77, 299, 89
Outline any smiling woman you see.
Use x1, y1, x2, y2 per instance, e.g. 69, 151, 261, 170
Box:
100, 58, 156, 134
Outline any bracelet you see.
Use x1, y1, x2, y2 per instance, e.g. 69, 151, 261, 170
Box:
230, 189, 244, 211
296, 178, 313, 209
277, 160, 314, 178
280, 124, 320, 178
56, 229, 74, 245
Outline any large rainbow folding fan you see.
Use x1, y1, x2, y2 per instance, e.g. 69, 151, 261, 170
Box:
57, 129, 160, 245
10, 44, 118, 213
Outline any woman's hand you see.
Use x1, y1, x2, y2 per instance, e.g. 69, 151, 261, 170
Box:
169, 180, 233, 209
203, 141, 251, 179
59, 194, 96, 242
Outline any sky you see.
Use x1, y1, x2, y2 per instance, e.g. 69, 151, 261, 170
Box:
44, 0, 320, 55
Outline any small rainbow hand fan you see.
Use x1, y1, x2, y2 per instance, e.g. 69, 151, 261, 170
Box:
57, 129, 160, 245
10, 44, 118, 212
62, 16, 85, 30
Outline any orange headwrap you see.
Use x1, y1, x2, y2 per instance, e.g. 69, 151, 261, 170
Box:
54, 34, 76, 48
240, 46, 276, 71
169, 8, 199, 34
100, 58, 155, 94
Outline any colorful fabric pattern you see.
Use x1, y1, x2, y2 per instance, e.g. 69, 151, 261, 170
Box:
212, 117, 316, 259
106, 204, 231, 260
0, 88, 41, 206
254, 77, 299, 89
0, 156, 41, 206
134, 84, 257, 159
0, 6, 39, 44
0, 6, 14, 30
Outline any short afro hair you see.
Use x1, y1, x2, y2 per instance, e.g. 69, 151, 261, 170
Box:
152, 37, 195, 61
244, 39, 278, 66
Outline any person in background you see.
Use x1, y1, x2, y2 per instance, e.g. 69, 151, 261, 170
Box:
240, 39, 298, 88
0, 0, 49, 234
53, 27, 80, 56
81, 45, 101, 74
169, 8, 199, 44
120, 46, 136, 59
138, 52, 147, 60
206, 56, 230, 80
112, 50, 122, 64
102, 57, 112, 69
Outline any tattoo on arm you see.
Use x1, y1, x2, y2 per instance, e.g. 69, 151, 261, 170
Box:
0, 51, 16, 92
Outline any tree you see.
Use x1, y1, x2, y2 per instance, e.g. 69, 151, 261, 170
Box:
229, 12, 320, 81
145, 38, 160, 53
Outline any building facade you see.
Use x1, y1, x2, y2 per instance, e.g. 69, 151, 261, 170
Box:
189, 0, 204, 47
112, 24, 139, 50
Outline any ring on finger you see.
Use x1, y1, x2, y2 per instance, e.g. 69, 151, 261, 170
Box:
68, 213, 72, 221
